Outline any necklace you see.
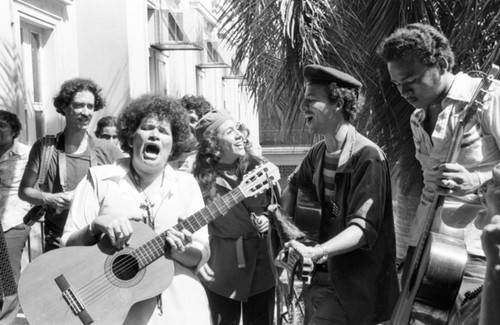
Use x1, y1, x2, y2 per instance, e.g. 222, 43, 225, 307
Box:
129, 165, 160, 229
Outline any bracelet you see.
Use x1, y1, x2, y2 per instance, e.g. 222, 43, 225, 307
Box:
314, 245, 328, 264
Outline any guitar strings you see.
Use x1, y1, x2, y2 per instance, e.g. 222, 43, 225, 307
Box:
68, 196, 230, 307
59, 167, 275, 310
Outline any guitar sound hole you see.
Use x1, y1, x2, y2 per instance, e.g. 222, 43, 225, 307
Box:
112, 254, 139, 281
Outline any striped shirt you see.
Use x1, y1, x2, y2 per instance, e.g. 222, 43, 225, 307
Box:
323, 150, 340, 216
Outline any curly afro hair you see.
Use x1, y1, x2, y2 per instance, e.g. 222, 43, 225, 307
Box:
0, 110, 22, 139
180, 95, 214, 119
377, 23, 455, 70
326, 82, 361, 123
53, 78, 105, 115
117, 94, 189, 160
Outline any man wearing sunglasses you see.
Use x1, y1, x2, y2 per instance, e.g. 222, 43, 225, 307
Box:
19, 78, 122, 252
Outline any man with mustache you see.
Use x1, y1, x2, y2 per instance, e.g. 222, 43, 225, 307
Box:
19, 78, 122, 252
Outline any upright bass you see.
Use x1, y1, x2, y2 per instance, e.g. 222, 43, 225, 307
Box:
389, 64, 500, 324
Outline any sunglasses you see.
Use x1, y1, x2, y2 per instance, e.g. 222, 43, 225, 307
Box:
101, 134, 118, 140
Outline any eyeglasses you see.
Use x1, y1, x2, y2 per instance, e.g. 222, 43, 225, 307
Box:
101, 134, 118, 140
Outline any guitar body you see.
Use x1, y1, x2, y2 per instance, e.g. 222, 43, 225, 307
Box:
391, 231, 468, 324
18, 222, 174, 325
294, 186, 321, 242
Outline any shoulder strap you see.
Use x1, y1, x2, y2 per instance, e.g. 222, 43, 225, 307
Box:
37, 135, 56, 188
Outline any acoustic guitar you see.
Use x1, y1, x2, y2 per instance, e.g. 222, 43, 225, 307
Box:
274, 186, 321, 325
389, 65, 500, 324
18, 163, 280, 325
275, 186, 321, 283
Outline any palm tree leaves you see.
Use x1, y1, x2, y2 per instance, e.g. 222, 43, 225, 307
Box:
218, 0, 500, 162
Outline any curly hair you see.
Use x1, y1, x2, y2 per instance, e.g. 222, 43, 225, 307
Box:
377, 23, 455, 70
117, 94, 189, 160
53, 78, 106, 115
193, 129, 264, 203
326, 82, 361, 122
0, 110, 22, 139
180, 95, 214, 119
95, 116, 117, 138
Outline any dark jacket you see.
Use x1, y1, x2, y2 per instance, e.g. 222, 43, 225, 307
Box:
289, 126, 399, 325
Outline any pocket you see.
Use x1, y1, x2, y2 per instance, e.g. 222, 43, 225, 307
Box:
456, 125, 483, 166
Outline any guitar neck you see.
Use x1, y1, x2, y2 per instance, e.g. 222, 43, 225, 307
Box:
131, 187, 246, 268
407, 65, 500, 278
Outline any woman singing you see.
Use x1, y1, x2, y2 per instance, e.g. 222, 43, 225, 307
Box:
61, 94, 211, 324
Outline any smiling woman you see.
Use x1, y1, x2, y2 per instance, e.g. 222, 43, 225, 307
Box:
61, 94, 212, 324
193, 110, 280, 325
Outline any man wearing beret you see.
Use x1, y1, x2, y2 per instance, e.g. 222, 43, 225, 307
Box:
281, 64, 399, 325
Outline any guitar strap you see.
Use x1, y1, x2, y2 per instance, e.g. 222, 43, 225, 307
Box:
265, 179, 281, 285
57, 132, 97, 192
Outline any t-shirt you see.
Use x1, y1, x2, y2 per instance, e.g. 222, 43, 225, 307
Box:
25, 133, 123, 237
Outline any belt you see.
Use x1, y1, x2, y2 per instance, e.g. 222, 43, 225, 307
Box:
236, 230, 260, 269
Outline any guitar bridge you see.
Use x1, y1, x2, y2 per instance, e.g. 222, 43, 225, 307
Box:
55, 275, 94, 325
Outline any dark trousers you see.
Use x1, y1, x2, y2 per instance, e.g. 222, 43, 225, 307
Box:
1, 224, 30, 324
205, 286, 275, 325
4, 224, 31, 283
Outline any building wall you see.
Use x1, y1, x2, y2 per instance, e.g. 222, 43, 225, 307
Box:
0, 0, 305, 179
1, 0, 78, 143
74, 0, 150, 130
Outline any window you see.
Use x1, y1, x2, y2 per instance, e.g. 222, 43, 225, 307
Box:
20, 23, 44, 105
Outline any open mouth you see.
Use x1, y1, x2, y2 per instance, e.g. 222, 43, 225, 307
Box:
144, 143, 161, 159
78, 117, 91, 125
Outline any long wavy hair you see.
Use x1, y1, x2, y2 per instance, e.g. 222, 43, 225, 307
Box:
193, 129, 265, 203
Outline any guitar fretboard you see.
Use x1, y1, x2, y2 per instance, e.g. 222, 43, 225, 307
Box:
131, 188, 245, 268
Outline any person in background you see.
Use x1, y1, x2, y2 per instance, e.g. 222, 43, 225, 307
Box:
0, 225, 17, 325
478, 164, 500, 325
19, 78, 122, 252
61, 94, 211, 324
280, 64, 399, 325
193, 110, 278, 325
95, 115, 119, 148
0, 111, 31, 324
377, 23, 500, 307
170, 95, 213, 172
447, 163, 500, 324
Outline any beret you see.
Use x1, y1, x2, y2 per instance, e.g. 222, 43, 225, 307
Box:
303, 64, 362, 89
195, 109, 233, 143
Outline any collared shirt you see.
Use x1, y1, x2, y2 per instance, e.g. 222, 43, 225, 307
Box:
0, 140, 31, 231
61, 159, 210, 324
409, 72, 500, 256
